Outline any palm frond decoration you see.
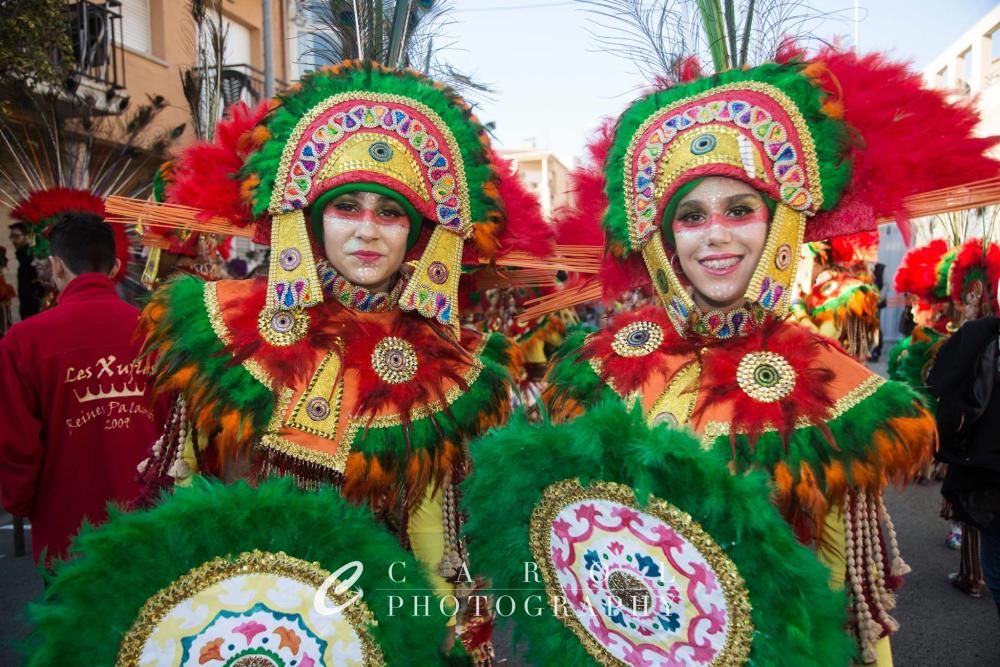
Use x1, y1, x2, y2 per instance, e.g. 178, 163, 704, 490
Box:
0, 93, 184, 209
180, 0, 229, 140
293, 1, 493, 98
579, 0, 850, 84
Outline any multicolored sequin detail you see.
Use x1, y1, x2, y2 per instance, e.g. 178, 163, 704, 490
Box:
278, 96, 464, 233
628, 84, 821, 247
317, 261, 404, 312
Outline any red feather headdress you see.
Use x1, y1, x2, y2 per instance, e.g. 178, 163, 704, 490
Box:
949, 237, 1000, 313
10, 188, 128, 281
894, 239, 954, 303
829, 231, 879, 269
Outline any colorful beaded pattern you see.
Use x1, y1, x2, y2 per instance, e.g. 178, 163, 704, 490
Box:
317, 260, 404, 312
689, 304, 766, 340
625, 83, 821, 250
398, 225, 463, 334
272, 92, 470, 236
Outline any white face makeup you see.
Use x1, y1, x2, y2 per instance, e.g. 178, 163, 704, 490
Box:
669, 176, 770, 312
322, 191, 411, 293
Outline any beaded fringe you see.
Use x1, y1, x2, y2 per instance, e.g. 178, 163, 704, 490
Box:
845, 491, 908, 663
133, 397, 188, 508
845, 315, 873, 361
438, 479, 495, 666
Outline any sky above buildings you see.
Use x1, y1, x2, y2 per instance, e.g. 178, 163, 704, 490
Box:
438, 0, 998, 165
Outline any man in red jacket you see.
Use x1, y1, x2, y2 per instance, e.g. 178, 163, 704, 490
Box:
0, 213, 160, 564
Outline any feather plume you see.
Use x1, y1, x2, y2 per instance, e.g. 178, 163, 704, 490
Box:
166, 101, 270, 227
893, 239, 953, 302
806, 46, 1000, 242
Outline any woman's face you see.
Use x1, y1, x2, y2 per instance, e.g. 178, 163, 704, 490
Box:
669, 177, 770, 311
322, 191, 411, 292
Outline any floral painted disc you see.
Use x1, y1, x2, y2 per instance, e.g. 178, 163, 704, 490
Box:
530, 480, 752, 666
118, 551, 383, 667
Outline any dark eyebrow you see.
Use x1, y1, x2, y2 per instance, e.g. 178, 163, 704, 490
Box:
676, 192, 761, 211
726, 193, 762, 205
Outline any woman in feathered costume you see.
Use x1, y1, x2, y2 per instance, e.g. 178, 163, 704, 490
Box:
43, 57, 552, 664
541, 43, 1000, 664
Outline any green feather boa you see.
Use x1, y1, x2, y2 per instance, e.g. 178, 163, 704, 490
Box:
462, 402, 854, 666
24, 477, 447, 666
146, 274, 275, 436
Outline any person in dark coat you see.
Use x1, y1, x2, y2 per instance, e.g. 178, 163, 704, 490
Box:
928, 315, 1000, 618
8, 221, 43, 320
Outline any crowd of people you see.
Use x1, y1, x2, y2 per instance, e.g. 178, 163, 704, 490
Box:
1, 42, 999, 667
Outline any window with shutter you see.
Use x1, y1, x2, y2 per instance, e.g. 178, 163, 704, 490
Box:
120, 0, 151, 54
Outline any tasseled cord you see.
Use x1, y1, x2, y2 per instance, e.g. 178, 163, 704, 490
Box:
132, 397, 189, 509
844, 491, 907, 664
845, 315, 874, 361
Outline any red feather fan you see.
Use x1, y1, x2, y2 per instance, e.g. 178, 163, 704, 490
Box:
893, 238, 951, 300
580, 305, 677, 396
339, 315, 479, 434
693, 323, 838, 446
167, 101, 270, 229
805, 47, 1000, 242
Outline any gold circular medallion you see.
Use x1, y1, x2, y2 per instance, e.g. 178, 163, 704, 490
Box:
611, 321, 664, 357
257, 307, 310, 347
735, 351, 796, 403
372, 336, 418, 384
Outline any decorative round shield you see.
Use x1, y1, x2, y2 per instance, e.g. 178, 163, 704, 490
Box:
26, 477, 446, 667
531, 479, 751, 666
118, 551, 382, 667
462, 401, 855, 667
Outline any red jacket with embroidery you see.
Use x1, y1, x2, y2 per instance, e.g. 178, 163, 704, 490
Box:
0, 273, 160, 563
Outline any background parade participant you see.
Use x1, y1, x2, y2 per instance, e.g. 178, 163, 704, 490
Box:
7, 221, 43, 320
542, 44, 1000, 663
0, 213, 159, 565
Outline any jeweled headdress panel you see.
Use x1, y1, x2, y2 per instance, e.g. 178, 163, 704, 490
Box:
243, 61, 503, 338
604, 64, 852, 335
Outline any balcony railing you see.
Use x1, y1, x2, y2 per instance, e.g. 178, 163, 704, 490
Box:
195, 63, 287, 112
63, 0, 128, 113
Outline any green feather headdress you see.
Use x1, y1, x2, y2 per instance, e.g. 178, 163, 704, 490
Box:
603, 62, 852, 256
241, 60, 505, 338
